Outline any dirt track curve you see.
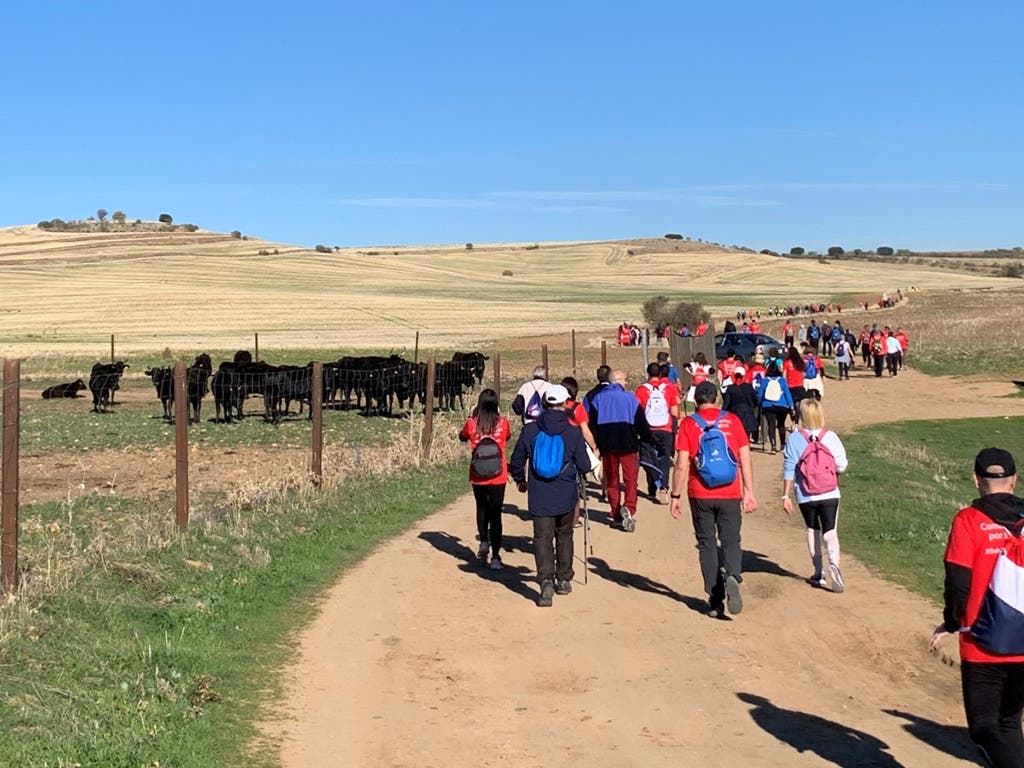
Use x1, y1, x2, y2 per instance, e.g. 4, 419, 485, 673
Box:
264, 367, 1024, 767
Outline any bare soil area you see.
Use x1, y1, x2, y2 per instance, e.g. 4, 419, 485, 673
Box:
265, 366, 1024, 766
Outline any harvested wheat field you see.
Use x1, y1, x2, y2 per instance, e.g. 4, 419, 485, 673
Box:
2, 225, 1020, 359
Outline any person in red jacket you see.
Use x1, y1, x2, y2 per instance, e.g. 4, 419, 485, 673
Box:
459, 389, 512, 570
695, 320, 708, 336
894, 327, 909, 369
933, 448, 1024, 768
782, 320, 795, 348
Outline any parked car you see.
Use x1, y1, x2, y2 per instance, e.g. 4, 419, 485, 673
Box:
713, 332, 786, 361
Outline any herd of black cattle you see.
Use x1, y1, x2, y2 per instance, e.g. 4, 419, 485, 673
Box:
40, 352, 490, 423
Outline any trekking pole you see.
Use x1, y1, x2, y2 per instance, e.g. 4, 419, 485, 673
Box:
583, 474, 592, 583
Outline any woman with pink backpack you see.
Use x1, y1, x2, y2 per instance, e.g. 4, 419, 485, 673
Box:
780, 399, 849, 592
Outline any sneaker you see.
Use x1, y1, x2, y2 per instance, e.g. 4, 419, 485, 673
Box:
706, 601, 726, 619
724, 575, 743, 615
477, 541, 489, 559
806, 574, 827, 589
538, 579, 554, 607
657, 488, 670, 504
621, 507, 636, 533
829, 563, 844, 594
554, 579, 572, 595
489, 557, 503, 571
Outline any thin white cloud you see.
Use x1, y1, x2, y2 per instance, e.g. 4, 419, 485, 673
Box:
334, 197, 497, 209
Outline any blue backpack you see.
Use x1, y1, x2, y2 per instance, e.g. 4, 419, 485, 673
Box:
691, 412, 738, 488
808, 325, 821, 341
532, 429, 566, 479
524, 385, 544, 421
831, 326, 842, 342
804, 356, 818, 379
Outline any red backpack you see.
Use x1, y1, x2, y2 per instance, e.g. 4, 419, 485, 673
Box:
797, 430, 838, 494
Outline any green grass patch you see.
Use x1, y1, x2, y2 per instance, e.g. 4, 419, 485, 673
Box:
0, 462, 469, 767
839, 417, 1024, 600
910, 345, 1023, 378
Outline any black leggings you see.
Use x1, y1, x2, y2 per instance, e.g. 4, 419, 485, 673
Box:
799, 498, 839, 532
962, 661, 1024, 767
473, 483, 505, 556
763, 407, 789, 449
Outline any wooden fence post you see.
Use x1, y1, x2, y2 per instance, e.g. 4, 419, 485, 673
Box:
641, 328, 649, 371
601, 340, 608, 366
414, 331, 420, 365
254, 332, 260, 363
421, 355, 436, 461
173, 361, 189, 531
2, 359, 20, 594
493, 352, 501, 404
110, 334, 115, 364
541, 344, 549, 375
571, 330, 577, 376
311, 362, 323, 486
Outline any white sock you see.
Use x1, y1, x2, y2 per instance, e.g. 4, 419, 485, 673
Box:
807, 528, 822, 576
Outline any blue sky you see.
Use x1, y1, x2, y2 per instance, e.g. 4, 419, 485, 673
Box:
2, 1, 1021, 251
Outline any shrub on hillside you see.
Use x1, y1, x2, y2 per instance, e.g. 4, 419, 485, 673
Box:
465, 243, 473, 250
999, 262, 1023, 278
231, 230, 242, 239
525, 243, 540, 250
790, 246, 805, 256
314, 244, 332, 254
760, 249, 778, 255
642, 295, 710, 330
877, 246, 894, 256
664, 233, 683, 240
112, 210, 126, 223
502, 269, 514, 277
181, 223, 199, 232
158, 213, 173, 224
827, 246, 845, 256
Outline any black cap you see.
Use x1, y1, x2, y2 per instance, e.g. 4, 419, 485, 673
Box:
975, 447, 1017, 479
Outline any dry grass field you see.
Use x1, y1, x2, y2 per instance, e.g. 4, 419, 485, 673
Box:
2, 225, 1021, 361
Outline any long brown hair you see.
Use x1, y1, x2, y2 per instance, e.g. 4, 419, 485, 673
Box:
475, 388, 500, 435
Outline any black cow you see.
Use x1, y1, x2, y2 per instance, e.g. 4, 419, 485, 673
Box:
144, 367, 175, 419
41, 380, 86, 399
450, 351, 489, 385
211, 361, 244, 423
187, 354, 212, 423
89, 361, 128, 413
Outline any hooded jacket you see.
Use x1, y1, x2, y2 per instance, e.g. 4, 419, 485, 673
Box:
943, 493, 1024, 639
509, 408, 591, 517
588, 383, 654, 454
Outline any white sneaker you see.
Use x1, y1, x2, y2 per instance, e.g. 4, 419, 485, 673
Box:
477, 541, 490, 559
829, 563, 844, 594
489, 557, 503, 571
621, 507, 636, 533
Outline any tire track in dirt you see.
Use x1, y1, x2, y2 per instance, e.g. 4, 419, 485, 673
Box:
264, 367, 1024, 767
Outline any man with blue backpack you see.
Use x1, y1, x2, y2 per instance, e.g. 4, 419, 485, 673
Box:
509, 384, 593, 607
669, 381, 758, 619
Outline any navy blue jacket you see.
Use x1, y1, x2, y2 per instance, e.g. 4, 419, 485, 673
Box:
588, 383, 654, 454
509, 409, 591, 517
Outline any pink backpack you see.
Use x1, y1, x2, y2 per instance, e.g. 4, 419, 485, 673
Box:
797, 430, 838, 494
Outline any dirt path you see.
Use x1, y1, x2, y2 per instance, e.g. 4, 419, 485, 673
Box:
265, 367, 1024, 767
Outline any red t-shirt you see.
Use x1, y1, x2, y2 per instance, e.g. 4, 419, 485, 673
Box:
675, 407, 749, 499
745, 363, 766, 384
695, 322, 708, 336
718, 358, 739, 381
749, 321, 760, 333
459, 416, 511, 485
782, 359, 804, 388
783, 323, 794, 338
635, 380, 679, 432
944, 506, 1024, 663
567, 400, 588, 426
895, 332, 908, 350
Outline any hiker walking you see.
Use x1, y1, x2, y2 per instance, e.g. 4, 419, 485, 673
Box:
932, 448, 1024, 768
669, 381, 758, 618
885, 332, 902, 376
684, 353, 713, 408
511, 366, 550, 424
509, 385, 592, 607
781, 399, 848, 592
869, 330, 887, 378
722, 366, 758, 444
589, 369, 655, 532
459, 389, 512, 570
755, 361, 795, 454
635, 362, 680, 503
834, 333, 852, 380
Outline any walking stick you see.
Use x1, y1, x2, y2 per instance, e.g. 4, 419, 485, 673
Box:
579, 473, 592, 584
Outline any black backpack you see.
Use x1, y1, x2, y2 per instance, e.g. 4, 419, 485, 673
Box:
471, 436, 503, 478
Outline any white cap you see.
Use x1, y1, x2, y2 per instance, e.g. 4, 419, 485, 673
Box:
543, 384, 570, 405
733, 366, 746, 378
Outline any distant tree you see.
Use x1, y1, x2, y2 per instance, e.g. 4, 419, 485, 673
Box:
37, 220, 52, 229
314, 244, 332, 253
827, 246, 845, 256
876, 246, 894, 256
642, 295, 709, 329
465, 242, 474, 250
852, 248, 863, 256
502, 269, 514, 276
158, 213, 173, 224
790, 246, 805, 256
96, 209, 108, 222
667, 301, 711, 330
759, 249, 777, 255
664, 233, 683, 240
230, 230, 242, 239
641, 295, 672, 326
111, 210, 126, 223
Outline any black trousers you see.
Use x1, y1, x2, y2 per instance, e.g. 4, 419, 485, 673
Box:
763, 407, 788, 449
886, 352, 899, 376
799, 498, 839, 532
533, 512, 574, 583
837, 361, 850, 379
962, 661, 1024, 768
473, 483, 505, 557
689, 497, 743, 603
643, 429, 675, 493
873, 354, 885, 377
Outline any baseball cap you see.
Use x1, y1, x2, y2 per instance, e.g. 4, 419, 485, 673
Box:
733, 366, 746, 379
694, 381, 718, 401
543, 384, 570, 405
975, 447, 1016, 478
